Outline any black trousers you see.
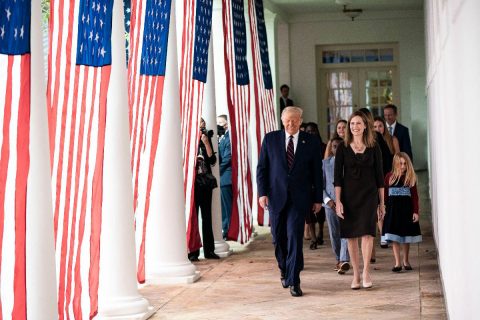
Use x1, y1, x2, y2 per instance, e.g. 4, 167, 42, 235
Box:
189, 186, 215, 258
270, 195, 305, 286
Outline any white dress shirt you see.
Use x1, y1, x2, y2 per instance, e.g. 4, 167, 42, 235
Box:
284, 130, 300, 153
387, 121, 397, 135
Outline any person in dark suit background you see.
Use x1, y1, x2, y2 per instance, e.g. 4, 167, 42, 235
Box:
217, 115, 232, 239
383, 104, 413, 161
279, 84, 294, 114
257, 106, 323, 297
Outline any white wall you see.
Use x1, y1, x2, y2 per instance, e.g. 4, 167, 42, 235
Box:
426, 0, 480, 318
284, 10, 427, 168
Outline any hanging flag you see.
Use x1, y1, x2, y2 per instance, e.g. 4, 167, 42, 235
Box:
127, 0, 172, 283
0, 1, 31, 318
248, 0, 277, 226
223, 0, 253, 243
178, 0, 214, 254
47, 0, 114, 318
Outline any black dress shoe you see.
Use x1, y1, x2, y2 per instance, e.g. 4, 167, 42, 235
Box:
188, 255, 199, 262
280, 272, 288, 288
392, 266, 402, 272
289, 285, 303, 297
204, 252, 220, 259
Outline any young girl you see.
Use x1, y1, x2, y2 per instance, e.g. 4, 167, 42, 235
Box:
382, 153, 422, 272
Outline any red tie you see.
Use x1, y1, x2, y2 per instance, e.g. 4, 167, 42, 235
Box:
287, 135, 294, 169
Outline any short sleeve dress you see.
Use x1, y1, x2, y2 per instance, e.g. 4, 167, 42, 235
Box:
382, 173, 422, 243
334, 142, 384, 238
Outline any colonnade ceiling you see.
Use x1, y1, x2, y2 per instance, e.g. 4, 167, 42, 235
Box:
267, 0, 423, 15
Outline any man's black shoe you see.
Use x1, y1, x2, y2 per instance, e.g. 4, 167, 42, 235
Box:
289, 285, 303, 297
204, 252, 220, 259
280, 272, 288, 288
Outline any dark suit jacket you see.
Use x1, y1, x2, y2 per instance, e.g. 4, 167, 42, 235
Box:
279, 97, 294, 114
218, 131, 232, 186
257, 130, 323, 215
393, 122, 413, 161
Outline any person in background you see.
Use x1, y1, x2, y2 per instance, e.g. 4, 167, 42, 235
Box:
334, 111, 385, 290
217, 114, 227, 138
279, 84, 294, 115
323, 136, 350, 274
382, 153, 422, 272
383, 104, 413, 161
188, 118, 220, 261
373, 115, 400, 248
304, 122, 327, 249
257, 107, 323, 297
324, 119, 347, 159
218, 115, 232, 240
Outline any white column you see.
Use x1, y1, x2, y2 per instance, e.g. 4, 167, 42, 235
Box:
144, 0, 199, 285
25, 1, 57, 318
97, 0, 154, 318
203, 40, 232, 257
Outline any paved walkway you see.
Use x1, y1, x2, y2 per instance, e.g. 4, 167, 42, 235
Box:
141, 171, 447, 319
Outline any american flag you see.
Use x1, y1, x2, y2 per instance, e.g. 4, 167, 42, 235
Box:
248, 0, 276, 226
0, 1, 31, 318
223, 0, 253, 243
127, 0, 172, 283
179, 0, 213, 254
47, 0, 114, 317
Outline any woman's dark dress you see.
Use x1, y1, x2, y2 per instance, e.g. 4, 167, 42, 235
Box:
334, 143, 384, 238
382, 173, 422, 243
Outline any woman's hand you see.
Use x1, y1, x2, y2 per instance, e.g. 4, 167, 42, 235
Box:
377, 204, 386, 221
335, 201, 344, 219
200, 133, 209, 145
412, 213, 419, 223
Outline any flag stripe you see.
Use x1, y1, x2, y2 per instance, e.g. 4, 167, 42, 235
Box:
223, 0, 253, 243
0, 56, 14, 318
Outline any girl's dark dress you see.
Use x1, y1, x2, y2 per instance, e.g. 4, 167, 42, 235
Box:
334, 143, 384, 238
382, 172, 422, 243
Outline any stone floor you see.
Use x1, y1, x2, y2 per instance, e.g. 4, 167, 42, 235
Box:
140, 171, 447, 319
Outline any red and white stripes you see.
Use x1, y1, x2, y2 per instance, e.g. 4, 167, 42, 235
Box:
179, 0, 205, 253
127, 0, 165, 283
222, 0, 253, 243
0, 54, 30, 320
47, 0, 110, 318
248, 0, 277, 226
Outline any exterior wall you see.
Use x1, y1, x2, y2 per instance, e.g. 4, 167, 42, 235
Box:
286, 11, 427, 169
426, 0, 480, 318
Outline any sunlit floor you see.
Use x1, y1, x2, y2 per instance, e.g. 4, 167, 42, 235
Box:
141, 171, 446, 319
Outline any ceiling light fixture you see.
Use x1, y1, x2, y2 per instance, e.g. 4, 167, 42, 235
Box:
342, 4, 363, 21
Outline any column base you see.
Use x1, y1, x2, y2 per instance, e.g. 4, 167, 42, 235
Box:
97, 296, 155, 319
146, 261, 200, 284
214, 240, 233, 258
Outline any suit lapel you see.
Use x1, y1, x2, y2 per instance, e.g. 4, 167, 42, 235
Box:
276, 130, 288, 169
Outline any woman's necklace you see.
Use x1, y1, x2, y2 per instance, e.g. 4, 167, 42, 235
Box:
351, 141, 365, 153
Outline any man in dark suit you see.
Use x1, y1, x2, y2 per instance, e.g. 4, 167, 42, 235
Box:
217, 115, 232, 239
257, 107, 323, 297
279, 84, 294, 115
383, 104, 413, 161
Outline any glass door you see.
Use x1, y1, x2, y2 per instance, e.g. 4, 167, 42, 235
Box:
360, 67, 397, 117
319, 69, 358, 139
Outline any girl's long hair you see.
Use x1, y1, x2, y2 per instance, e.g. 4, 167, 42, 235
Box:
374, 116, 394, 154
389, 152, 417, 187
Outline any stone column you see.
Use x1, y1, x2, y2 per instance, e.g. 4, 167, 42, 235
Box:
25, 1, 57, 318
96, 0, 154, 318
203, 40, 232, 257
144, 0, 200, 285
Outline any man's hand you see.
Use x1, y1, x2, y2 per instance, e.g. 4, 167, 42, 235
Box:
326, 200, 336, 210
312, 203, 322, 214
259, 196, 269, 210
